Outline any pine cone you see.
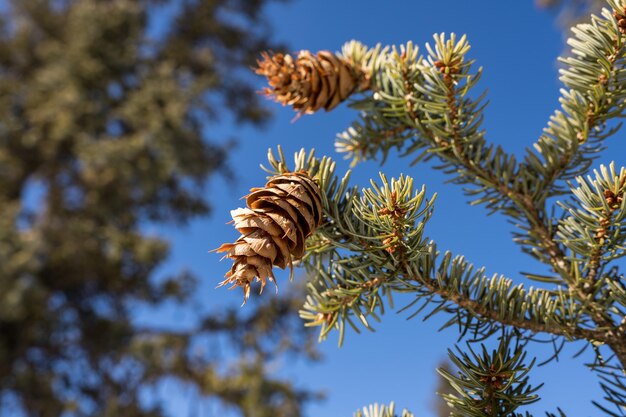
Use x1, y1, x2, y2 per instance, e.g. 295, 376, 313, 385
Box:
255, 49, 368, 115
215, 171, 323, 302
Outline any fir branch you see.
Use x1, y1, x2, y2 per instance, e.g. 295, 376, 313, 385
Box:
258, 149, 617, 356
413, 266, 600, 342
524, 2, 626, 200
339, 34, 626, 351
438, 336, 542, 417
403, 36, 574, 284
401, 245, 610, 344
247, 4, 626, 412
353, 402, 415, 417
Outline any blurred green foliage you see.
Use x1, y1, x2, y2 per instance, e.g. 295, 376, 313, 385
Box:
0, 0, 320, 416
536, 0, 605, 28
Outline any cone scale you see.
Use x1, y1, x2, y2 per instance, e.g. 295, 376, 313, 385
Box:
215, 171, 323, 302
255, 49, 368, 115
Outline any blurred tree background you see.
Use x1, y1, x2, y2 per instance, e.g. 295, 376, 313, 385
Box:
536, 0, 605, 27
0, 0, 321, 416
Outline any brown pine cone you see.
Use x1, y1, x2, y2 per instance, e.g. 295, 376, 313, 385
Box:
215, 171, 323, 302
255, 49, 368, 115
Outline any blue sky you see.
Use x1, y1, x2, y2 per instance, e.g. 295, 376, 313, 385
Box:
150, 1, 626, 416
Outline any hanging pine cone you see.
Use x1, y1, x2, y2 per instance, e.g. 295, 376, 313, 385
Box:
255, 49, 368, 115
215, 171, 323, 302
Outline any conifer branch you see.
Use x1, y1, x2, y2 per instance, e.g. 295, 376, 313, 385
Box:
221, 149, 620, 357
524, 2, 626, 200
355, 338, 547, 417
353, 402, 415, 417
240, 2, 626, 414
331, 36, 578, 287
415, 268, 601, 342
438, 336, 542, 417
399, 245, 611, 344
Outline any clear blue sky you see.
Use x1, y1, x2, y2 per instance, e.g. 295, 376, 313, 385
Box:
146, 1, 626, 416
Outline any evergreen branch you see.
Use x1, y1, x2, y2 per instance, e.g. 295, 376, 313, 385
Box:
552, 163, 626, 368
301, 236, 608, 346
546, 409, 568, 417
594, 371, 626, 416
340, 36, 576, 284
339, 36, 626, 352
524, 2, 626, 201
262, 39, 576, 284
402, 244, 606, 343
354, 339, 552, 417
411, 260, 599, 342
249, 5, 626, 411
335, 116, 412, 167
335, 16, 626, 291
408, 37, 574, 281
335, 42, 419, 166
353, 402, 415, 417
298, 168, 436, 343
557, 163, 626, 283
438, 335, 542, 417
259, 150, 612, 351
